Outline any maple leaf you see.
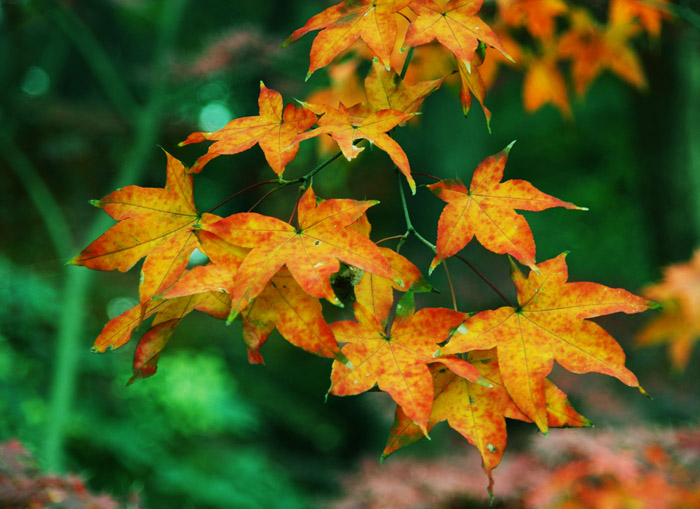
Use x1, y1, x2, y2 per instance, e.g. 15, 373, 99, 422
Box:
91, 291, 229, 383
403, 0, 513, 71
364, 58, 445, 114
69, 152, 206, 313
610, 0, 669, 38
428, 143, 584, 273
283, 0, 412, 79
496, 0, 568, 39
198, 186, 392, 321
297, 101, 416, 192
382, 349, 590, 492
354, 247, 432, 325
348, 210, 431, 323
637, 249, 700, 371
522, 54, 571, 117
159, 227, 343, 364
456, 55, 492, 128
438, 253, 653, 433
329, 296, 482, 433
558, 9, 647, 96
180, 82, 316, 175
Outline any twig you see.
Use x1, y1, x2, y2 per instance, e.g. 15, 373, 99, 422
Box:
454, 254, 514, 308
206, 179, 278, 214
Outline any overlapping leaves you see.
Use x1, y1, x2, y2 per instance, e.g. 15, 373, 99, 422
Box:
68, 0, 663, 496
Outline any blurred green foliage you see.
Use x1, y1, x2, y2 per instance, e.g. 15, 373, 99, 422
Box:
1, 0, 699, 507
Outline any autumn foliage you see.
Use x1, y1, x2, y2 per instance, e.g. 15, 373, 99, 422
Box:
69, 0, 672, 497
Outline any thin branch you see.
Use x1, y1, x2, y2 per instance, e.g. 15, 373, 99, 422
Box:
288, 186, 304, 225
412, 171, 443, 181
284, 149, 344, 186
454, 254, 514, 308
248, 185, 285, 212
442, 261, 458, 311
376, 234, 408, 245
206, 179, 278, 214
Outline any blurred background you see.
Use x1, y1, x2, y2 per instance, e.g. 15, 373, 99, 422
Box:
1, 0, 699, 507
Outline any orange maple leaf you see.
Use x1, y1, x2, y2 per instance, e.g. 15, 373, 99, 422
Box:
69, 152, 207, 313
439, 253, 653, 433
610, 0, 669, 38
91, 292, 229, 383
522, 54, 571, 117
180, 82, 316, 175
382, 349, 590, 492
558, 9, 647, 96
428, 143, 583, 272
330, 299, 482, 433
637, 249, 700, 371
456, 55, 492, 127
283, 0, 412, 78
297, 101, 416, 192
354, 247, 431, 325
364, 58, 445, 114
198, 186, 392, 321
162, 230, 342, 364
403, 0, 512, 70
496, 0, 568, 39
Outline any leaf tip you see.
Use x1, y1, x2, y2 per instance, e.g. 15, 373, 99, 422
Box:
335, 351, 353, 369
305, 71, 313, 82
226, 309, 239, 325
88, 199, 101, 207
504, 140, 517, 154
638, 385, 653, 400
428, 257, 440, 275
647, 300, 662, 310
477, 376, 492, 388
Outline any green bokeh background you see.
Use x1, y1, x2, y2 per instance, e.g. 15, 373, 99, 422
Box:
1, 0, 699, 506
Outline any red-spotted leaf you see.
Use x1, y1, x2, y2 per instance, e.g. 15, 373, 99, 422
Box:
428, 143, 584, 272
180, 82, 316, 175
382, 349, 590, 492
439, 253, 653, 433
199, 186, 392, 320
355, 247, 431, 325
364, 58, 445, 114
283, 0, 412, 78
329, 300, 477, 433
69, 152, 205, 314
162, 229, 341, 363
297, 102, 416, 192
404, 0, 513, 69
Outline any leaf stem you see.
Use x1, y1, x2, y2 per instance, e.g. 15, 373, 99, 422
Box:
248, 185, 285, 212
399, 46, 415, 81
412, 171, 442, 182
206, 179, 278, 214
454, 254, 514, 308
442, 261, 458, 311
285, 149, 344, 186
376, 234, 408, 245
397, 175, 437, 253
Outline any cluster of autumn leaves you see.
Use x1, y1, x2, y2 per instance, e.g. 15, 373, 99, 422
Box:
70, 0, 668, 492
